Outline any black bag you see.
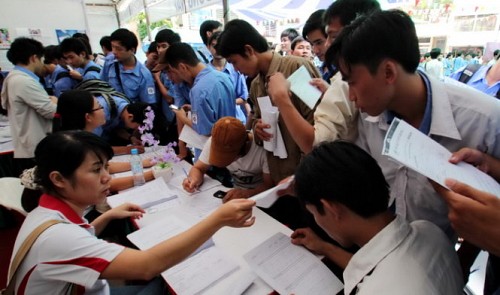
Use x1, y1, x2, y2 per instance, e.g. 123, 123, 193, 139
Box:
74, 79, 130, 120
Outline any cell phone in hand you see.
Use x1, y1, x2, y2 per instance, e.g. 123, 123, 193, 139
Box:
213, 190, 227, 199
169, 104, 179, 110
66, 65, 74, 71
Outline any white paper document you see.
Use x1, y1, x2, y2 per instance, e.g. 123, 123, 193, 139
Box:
164, 247, 239, 295
257, 96, 288, 159
382, 118, 500, 196
107, 178, 180, 211
250, 176, 294, 208
244, 232, 343, 295
179, 125, 209, 150
287, 65, 322, 109
169, 173, 222, 194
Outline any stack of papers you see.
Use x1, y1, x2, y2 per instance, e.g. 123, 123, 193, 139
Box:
107, 178, 180, 213
244, 232, 343, 295
257, 96, 287, 159
127, 215, 239, 295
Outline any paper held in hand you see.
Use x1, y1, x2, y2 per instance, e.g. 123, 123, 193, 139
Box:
250, 176, 294, 208
382, 118, 500, 196
256, 96, 287, 159
287, 65, 322, 109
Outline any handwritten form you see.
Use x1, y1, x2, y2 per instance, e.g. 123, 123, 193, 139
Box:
127, 215, 238, 295
257, 96, 287, 159
244, 232, 343, 295
287, 65, 322, 109
382, 118, 500, 196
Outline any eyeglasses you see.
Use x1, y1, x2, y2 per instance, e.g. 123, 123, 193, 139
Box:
90, 106, 104, 112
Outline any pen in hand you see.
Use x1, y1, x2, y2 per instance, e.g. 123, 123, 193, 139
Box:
182, 167, 199, 192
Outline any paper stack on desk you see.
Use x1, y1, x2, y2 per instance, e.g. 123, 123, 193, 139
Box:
127, 215, 239, 295
244, 232, 343, 295
106, 178, 180, 212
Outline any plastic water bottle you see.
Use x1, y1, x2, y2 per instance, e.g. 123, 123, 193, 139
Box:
130, 148, 145, 186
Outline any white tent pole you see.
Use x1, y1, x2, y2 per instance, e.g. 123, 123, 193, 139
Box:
222, 0, 230, 24
142, 0, 152, 41
81, 0, 91, 36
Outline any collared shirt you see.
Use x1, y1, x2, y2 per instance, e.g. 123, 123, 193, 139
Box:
450, 65, 500, 98
1, 68, 56, 158
208, 61, 249, 124
105, 60, 156, 104
10, 194, 124, 294
50, 65, 76, 97
250, 52, 321, 184
93, 95, 129, 139
81, 60, 102, 81
190, 67, 235, 136
344, 215, 463, 295
100, 53, 115, 81
355, 72, 500, 239
158, 72, 176, 123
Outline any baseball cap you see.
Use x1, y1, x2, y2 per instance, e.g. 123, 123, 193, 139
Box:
209, 117, 247, 167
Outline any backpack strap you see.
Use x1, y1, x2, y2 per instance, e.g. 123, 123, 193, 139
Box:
83, 66, 101, 76
197, 50, 209, 64
102, 93, 118, 120
458, 63, 482, 84
54, 71, 70, 82
114, 62, 124, 92
4, 220, 66, 295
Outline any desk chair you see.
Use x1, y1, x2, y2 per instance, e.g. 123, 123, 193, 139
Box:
0, 177, 27, 216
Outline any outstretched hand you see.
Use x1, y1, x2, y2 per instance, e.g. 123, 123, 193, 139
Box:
215, 199, 256, 228
107, 203, 145, 220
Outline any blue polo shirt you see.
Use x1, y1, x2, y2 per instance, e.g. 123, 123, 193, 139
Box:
450, 65, 499, 98
190, 67, 235, 136
158, 72, 176, 123
100, 53, 115, 81
105, 60, 156, 104
386, 70, 432, 135
82, 61, 102, 81
93, 95, 129, 139
208, 61, 248, 124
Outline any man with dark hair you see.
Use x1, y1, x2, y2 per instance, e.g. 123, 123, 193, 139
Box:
43, 45, 76, 97
99, 35, 114, 76
155, 28, 181, 55
60, 37, 102, 81
325, 9, 500, 241
102, 28, 156, 104
198, 20, 222, 64
268, 0, 380, 154
425, 47, 443, 80
218, 19, 320, 185
292, 141, 463, 294
302, 9, 333, 82
161, 42, 235, 159
279, 28, 299, 56
1, 37, 57, 176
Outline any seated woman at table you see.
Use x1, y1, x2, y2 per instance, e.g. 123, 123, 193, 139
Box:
53, 89, 155, 192
9, 130, 256, 294
183, 117, 273, 202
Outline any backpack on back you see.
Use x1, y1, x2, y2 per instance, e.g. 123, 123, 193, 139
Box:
74, 79, 130, 120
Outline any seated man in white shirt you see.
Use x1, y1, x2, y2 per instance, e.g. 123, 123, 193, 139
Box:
182, 117, 272, 202
291, 141, 464, 294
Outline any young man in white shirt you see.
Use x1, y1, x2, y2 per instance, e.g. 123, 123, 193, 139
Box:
292, 141, 464, 294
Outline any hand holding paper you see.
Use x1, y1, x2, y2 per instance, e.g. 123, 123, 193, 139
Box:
382, 118, 500, 196
287, 65, 322, 109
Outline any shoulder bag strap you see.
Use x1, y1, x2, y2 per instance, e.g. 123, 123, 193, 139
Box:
4, 220, 65, 295
114, 61, 124, 92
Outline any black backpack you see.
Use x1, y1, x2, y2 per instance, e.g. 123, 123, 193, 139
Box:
458, 63, 500, 99
74, 79, 130, 120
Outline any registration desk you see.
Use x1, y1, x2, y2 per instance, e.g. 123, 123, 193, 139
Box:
110, 155, 294, 294
109, 153, 344, 295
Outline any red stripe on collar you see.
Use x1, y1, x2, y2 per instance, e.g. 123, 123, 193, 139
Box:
38, 194, 90, 227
